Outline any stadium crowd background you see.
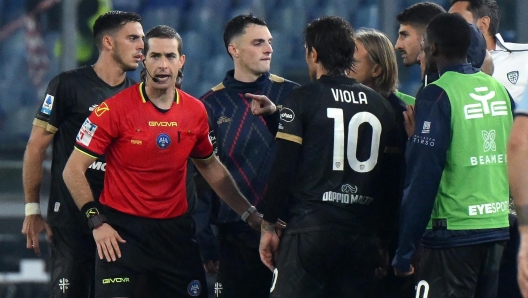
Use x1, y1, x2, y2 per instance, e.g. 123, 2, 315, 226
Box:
0, 0, 525, 297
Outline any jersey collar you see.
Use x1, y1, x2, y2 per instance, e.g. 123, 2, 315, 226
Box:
139, 82, 180, 104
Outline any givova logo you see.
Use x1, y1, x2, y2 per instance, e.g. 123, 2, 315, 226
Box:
102, 277, 130, 284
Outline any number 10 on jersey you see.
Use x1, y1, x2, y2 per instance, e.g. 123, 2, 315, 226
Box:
327, 108, 382, 173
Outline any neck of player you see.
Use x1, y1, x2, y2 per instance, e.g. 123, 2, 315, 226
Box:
486, 34, 496, 51
145, 79, 175, 110
315, 65, 329, 80
435, 56, 467, 73
233, 64, 263, 83
92, 58, 127, 87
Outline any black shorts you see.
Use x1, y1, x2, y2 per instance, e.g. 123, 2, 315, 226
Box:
50, 226, 96, 298
215, 225, 272, 298
270, 228, 383, 298
95, 207, 207, 298
416, 242, 505, 298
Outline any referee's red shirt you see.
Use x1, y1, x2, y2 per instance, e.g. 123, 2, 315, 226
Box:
75, 83, 213, 218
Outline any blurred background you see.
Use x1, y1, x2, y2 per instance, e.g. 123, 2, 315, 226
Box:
0, 0, 525, 297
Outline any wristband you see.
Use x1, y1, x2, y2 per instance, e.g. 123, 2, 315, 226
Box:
80, 201, 106, 229
25, 203, 41, 216
241, 206, 257, 222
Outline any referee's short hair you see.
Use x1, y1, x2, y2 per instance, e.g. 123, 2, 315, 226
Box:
427, 13, 471, 60
93, 11, 141, 50
397, 2, 445, 30
223, 14, 267, 58
144, 25, 183, 56
304, 16, 355, 76
450, 0, 500, 36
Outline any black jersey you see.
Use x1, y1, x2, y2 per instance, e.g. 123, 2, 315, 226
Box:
275, 75, 397, 232
34, 66, 134, 229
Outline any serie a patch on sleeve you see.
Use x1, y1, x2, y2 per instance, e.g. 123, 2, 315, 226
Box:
76, 119, 98, 146
41, 94, 54, 115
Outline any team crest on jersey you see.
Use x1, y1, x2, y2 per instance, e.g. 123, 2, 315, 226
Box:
156, 133, 171, 149
94, 102, 110, 117
214, 282, 223, 297
280, 107, 295, 122
77, 119, 98, 146
58, 278, 70, 293
507, 71, 519, 85
187, 280, 201, 296
41, 94, 54, 115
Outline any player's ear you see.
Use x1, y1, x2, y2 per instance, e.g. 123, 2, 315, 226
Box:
228, 44, 238, 58
430, 42, 438, 57
102, 35, 114, 50
372, 63, 382, 79
311, 47, 318, 63
477, 16, 490, 36
179, 54, 186, 68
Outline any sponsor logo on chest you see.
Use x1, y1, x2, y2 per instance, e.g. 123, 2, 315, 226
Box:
464, 87, 508, 119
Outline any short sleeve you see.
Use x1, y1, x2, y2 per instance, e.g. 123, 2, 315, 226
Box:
190, 103, 214, 159
34, 75, 69, 133
74, 101, 118, 158
276, 89, 304, 145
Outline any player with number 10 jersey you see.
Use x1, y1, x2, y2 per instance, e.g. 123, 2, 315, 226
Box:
260, 17, 399, 297
273, 75, 397, 231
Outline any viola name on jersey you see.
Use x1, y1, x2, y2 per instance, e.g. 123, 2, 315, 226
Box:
331, 88, 368, 104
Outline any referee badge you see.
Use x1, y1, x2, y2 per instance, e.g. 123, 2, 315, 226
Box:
187, 280, 201, 296
507, 71, 519, 85
156, 133, 171, 149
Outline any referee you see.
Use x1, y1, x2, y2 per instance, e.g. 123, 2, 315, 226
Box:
63, 25, 267, 297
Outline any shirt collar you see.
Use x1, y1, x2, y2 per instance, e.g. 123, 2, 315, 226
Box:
222, 70, 270, 93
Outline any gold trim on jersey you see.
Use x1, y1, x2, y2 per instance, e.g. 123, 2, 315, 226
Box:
384, 146, 403, 154
139, 82, 147, 103
211, 83, 225, 91
140, 82, 180, 104
276, 132, 302, 144
74, 147, 98, 159
269, 74, 285, 83
33, 118, 58, 134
